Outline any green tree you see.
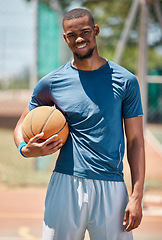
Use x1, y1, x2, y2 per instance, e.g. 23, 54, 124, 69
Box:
26, 0, 162, 73
81, 0, 162, 73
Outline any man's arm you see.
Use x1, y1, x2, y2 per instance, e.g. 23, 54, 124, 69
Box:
14, 105, 63, 158
123, 116, 145, 232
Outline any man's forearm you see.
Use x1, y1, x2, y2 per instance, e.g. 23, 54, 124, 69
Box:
127, 137, 145, 200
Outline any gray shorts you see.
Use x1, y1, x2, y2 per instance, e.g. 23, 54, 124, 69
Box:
42, 172, 133, 240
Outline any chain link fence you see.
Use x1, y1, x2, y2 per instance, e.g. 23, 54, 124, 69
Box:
148, 77, 162, 123
0, 0, 64, 90
0, 0, 36, 89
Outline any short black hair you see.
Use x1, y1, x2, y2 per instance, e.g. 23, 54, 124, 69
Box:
62, 8, 94, 28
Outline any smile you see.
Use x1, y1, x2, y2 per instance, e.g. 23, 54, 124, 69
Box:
76, 44, 87, 49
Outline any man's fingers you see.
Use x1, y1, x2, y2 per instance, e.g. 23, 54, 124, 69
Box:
124, 213, 133, 232
48, 142, 63, 154
30, 133, 61, 145
124, 214, 141, 232
25, 133, 63, 157
48, 139, 63, 149
43, 135, 63, 154
123, 210, 129, 226
29, 132, 44, 143
44, 134, 59, 144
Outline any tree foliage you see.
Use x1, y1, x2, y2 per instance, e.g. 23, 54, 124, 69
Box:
81, 0, 162, 72
26, 0, 162, 72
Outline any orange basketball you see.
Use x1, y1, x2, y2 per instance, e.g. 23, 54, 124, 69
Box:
22, 106, 69, 145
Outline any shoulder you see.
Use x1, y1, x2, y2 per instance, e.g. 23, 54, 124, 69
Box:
108, 60, 136, 81
39, 62, 71, 84
32, 62, 71, 95
107, 60, 139, 91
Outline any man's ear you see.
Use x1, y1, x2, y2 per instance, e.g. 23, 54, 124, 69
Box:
63, 33, 67, 42
94, 25, 100, 36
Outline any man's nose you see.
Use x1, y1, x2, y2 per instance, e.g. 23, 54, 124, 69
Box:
75, 35, 84, 43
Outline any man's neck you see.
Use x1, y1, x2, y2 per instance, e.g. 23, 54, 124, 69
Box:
72, 55, 107, 71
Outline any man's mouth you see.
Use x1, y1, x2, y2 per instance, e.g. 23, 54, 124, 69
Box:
76, 43, 87, 49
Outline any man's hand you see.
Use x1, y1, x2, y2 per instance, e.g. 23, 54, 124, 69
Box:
123, 196, 143, 232
21, 132, 63, 158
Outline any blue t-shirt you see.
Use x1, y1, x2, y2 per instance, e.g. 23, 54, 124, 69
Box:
28, 60, 143, 182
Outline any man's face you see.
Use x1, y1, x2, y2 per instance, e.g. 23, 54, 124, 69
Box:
63, 16, 99, 60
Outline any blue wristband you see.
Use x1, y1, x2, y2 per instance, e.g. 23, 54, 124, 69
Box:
18, 141, 27, 158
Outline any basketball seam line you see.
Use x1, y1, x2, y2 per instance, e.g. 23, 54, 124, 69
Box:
55, 121, 67, 134
40, 121, 67, 141
31, 109, 36, 137
22, 129, 30, 141
40, 108, 56, 134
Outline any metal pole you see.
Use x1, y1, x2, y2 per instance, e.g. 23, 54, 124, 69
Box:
114, 0, 140, 64
137, 0, 149, 129
153, 0, 162, 31
29, 0, 38, 90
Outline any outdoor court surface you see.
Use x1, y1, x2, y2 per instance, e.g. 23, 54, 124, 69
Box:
0, 186, 162, 240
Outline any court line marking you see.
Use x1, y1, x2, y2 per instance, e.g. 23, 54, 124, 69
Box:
143, 207, 162, 217
143, 215, 162, 222
0, 208, 162, 220
0, 213, 43, 219
0, 238, 25, 240
18, 226, 41, 240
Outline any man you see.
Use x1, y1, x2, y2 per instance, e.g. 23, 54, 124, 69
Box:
14, 8, 145, 240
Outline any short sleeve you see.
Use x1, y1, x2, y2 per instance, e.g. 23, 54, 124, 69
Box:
28, 76, 54, 110
122, 76, 143, 119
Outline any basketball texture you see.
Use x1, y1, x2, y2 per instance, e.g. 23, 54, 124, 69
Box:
22, 106, 69, 145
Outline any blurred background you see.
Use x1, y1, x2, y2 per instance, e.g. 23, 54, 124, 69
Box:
0, 0, 162, 239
